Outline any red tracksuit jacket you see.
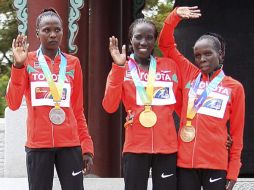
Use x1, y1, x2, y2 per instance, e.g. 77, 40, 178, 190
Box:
6, 51, 94, 155
158, 9, 245, 180
102, 57, 181, 154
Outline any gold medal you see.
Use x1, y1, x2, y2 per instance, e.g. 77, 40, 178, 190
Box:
49, 107, 66, 125
180, 125, 196, 142
139, 105, 157, 128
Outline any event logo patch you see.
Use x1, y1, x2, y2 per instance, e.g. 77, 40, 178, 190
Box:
154, 87, 170, 99
203, 98, 223, 111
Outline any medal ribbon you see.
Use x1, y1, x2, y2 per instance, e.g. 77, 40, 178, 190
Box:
187, 70, 225, 121
128, 53, 157, 105
37, 48, 67, 108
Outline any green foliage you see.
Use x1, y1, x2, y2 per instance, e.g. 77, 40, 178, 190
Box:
0, 0, 18, 117
0, 67, 10, 117
0, 0, 13, 13
0, 0, 18, 65
143, 0, 174, 56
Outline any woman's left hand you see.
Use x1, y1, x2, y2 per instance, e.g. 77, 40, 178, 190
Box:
176, 6, 201, 19
226, 134, 233, 150
83, 153, 93, 175
226, 179, 236, 190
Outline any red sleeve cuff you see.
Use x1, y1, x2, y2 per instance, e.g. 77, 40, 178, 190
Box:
10, 65, 26, 85
165, 8, 182, 25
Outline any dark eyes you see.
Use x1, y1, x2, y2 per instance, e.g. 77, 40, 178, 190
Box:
146, 35, 154, 41
43, 28, 49, 33
204, 52, 212, 56
133, 34, 154, 41
195, 52, 213, 59
43, 28, 61, 33
133, 34, 142, 40
194, 54, 201, 59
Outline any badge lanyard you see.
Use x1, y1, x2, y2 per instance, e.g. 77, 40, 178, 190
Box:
128, 53, 157, 105
186, 70, 225, 126
37, 47, 67, 108
180, 70, 225, 142
128, 54, 157, 128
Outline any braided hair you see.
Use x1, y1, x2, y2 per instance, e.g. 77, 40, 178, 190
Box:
128, 18, 158, 53
196, 32, 226, 63
36, 8, 62, 29
128, 18, 158, 40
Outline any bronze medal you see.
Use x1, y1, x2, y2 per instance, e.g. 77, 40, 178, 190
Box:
180, 125, 196, 142
139, 106, 157, 128
49, 107, 66, 125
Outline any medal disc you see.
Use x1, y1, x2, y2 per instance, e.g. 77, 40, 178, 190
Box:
139, 106, 157, 128
49, 107, 66, 125
180, 126, 196, 142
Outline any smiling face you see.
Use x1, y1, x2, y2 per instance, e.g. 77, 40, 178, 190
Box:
37, 15, 63, 53
194, 38, 222, 74
130, 22, 156, 60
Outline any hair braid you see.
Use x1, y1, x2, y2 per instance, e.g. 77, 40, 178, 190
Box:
36, 8, 62, 29
197, 32, 226, 63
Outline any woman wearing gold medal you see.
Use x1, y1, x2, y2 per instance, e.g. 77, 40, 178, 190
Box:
103, 18, 181, 190
158, 6, 245, 190
6, 8, 94, 190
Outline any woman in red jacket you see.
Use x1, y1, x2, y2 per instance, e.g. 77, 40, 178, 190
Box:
103, 18, 181, 190
6, 8, 94, 190
158, 6, 245, 190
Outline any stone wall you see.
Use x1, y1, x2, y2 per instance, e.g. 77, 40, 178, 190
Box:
4, 106, 27, 177
0, 118, 5, 177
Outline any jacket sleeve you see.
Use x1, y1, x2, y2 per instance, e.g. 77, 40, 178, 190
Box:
102, 63, 126, 113
5, 64, 29, 110
72, 58, 94, 155
227, 82, 245, 180
158, 8, 198, 79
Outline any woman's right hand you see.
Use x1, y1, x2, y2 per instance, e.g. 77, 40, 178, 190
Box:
176, 6, 201, 19
12, 34, 29, 68
109, 36, 126, 66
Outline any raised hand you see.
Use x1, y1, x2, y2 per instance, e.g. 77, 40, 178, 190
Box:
109, 36, 126, 66
12, 34, 29, 68
176, 6, 201, 19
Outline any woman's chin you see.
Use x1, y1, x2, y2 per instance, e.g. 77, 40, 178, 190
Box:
200, 66, 211, 74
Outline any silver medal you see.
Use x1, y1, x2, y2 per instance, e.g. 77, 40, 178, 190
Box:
49, 108, 66, 125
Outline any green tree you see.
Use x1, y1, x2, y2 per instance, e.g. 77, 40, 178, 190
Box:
0, 68, 10, 117
0, 0, 17, 65
0, 0, 18, 117
143, 0, 174, 56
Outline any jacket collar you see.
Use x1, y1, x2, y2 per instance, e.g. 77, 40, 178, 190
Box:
200, 64, 223, 81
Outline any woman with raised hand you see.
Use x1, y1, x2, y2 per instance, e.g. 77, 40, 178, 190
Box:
158, 6, 245, 190
103, 18, 181, 190
6, 8, 94, 190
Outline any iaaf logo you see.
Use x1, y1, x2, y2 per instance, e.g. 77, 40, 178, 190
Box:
31, 73, 69, 82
